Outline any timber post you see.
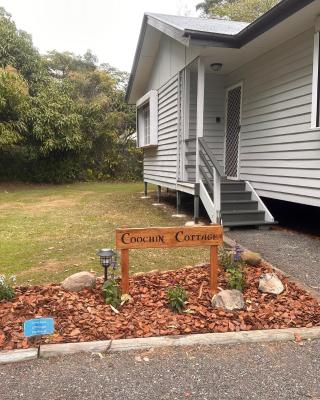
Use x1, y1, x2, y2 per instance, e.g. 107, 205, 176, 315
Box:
157, 185, 161, 203
194, 183, 200, 224
176, 190, 181, 214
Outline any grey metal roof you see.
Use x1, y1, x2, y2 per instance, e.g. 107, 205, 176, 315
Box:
126, 0, 315, 102
146, 13, 249, 36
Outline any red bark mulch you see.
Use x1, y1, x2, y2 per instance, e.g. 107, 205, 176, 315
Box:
0, 263, 319, 350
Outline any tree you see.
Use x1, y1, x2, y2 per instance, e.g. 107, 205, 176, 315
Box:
0, 66, 29, 147
44, 50, 97, 78
196, 0, 280, 22
28, 78, 82, 155
196, 0, 234, 16
0, 7, 141, 183
0, 7, 42, 84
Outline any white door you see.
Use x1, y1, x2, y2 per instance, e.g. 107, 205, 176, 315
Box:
225, 84, 242, 179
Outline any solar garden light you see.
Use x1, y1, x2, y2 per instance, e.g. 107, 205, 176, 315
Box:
97, 248, 117, 282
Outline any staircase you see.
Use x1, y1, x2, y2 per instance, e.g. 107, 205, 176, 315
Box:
219, 180, 273, 227
185, 137, 275, 228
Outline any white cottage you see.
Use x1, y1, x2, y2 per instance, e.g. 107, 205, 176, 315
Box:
126, 0, 320, 227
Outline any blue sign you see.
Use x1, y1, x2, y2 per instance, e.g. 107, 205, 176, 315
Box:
23, 318, 54, 337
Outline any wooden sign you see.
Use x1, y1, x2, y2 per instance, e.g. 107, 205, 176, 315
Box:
115, 225, 223, 295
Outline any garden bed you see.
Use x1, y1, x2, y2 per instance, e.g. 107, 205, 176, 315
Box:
1, 263, 319, 350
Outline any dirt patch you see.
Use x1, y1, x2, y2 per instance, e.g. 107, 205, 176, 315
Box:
0, 194, 92, 213
17, 260, 71, 277
0, 263, 319, 350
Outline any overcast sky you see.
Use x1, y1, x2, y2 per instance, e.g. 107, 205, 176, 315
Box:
0, 0, 200, 72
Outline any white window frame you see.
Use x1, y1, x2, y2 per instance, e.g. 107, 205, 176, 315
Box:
311, 26, 320, 129
136, 90, 158, 148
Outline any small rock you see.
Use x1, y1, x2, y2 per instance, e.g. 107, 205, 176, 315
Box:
133, 272, 145, 277
184, 220, 205, 227
258, 273, 284, 295
61, 271, 96, 292
212, 289, 245, 311
241, 251, 262, 266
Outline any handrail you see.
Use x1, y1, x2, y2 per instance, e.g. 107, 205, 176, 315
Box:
199, 165, 213, 191
198, 137, 225, 178
197, 137, 223, 224
199, 151, 213, 178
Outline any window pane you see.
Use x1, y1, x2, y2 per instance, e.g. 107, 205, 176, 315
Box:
143, 104, 150, 144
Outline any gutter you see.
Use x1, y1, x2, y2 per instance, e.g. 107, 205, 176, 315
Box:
185, 0, 315, 46
126, 0, 316, 103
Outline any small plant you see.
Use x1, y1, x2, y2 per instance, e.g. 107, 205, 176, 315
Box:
102, 280, 121, 309
0, 275, 16, 301
233, 243, 243, 263
226, 267, 246, 292
167, 286, 188, 313
218, 246, 234, 271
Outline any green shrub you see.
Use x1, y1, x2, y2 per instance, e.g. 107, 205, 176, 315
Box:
167, 286, 188, 313
0, 143, 142, 184
226, 267, 245, 292
0, 275, 15, 301
102, 280, 121, 309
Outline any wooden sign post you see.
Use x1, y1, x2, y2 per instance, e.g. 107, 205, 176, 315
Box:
115, 225, 223, 295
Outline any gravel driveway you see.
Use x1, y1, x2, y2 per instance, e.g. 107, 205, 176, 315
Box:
226, 228, 320, 290
0, 341, 319, 400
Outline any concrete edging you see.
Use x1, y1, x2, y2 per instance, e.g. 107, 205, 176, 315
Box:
1, 327, 320, 364
0, 348, 38, 364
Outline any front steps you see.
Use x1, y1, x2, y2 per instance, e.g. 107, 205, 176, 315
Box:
207, 180, 275, 228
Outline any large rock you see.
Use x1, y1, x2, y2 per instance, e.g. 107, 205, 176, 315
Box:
212, 289, 245, 311
258, 273, 284, 295
62, 271, 96, 292
241, 251, 262, 266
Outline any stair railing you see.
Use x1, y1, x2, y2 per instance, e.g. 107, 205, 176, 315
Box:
198, 137, 226, 223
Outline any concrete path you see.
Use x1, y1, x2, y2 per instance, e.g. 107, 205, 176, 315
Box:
0, 340, 319, 399
227, 228, 320, 290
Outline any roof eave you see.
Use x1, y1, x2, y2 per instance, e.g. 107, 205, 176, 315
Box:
237, 0, 316, 46
184, 30, 240, 48
126, 0, 316, 103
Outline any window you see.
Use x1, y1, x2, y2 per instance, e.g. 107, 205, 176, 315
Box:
311, 31, 320, 128
136, 90, 158, 147
143, 104, 150, 144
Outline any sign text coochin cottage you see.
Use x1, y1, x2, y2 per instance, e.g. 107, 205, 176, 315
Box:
115, 225, 223, 294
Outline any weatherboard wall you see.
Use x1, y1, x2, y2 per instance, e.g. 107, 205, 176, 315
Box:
143, 75, 179, 188
186, 73, 226, 182
147, 35, 198, 93
144, 71, 226, 187
226, 28, 320, 207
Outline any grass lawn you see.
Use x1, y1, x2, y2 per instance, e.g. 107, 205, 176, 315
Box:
0, 182, 209, 284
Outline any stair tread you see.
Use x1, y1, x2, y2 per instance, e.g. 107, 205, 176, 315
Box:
221, 181, 245, 184
223, 221, 276, 227
221, 210, 265, 215
222, 200, 257, 204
